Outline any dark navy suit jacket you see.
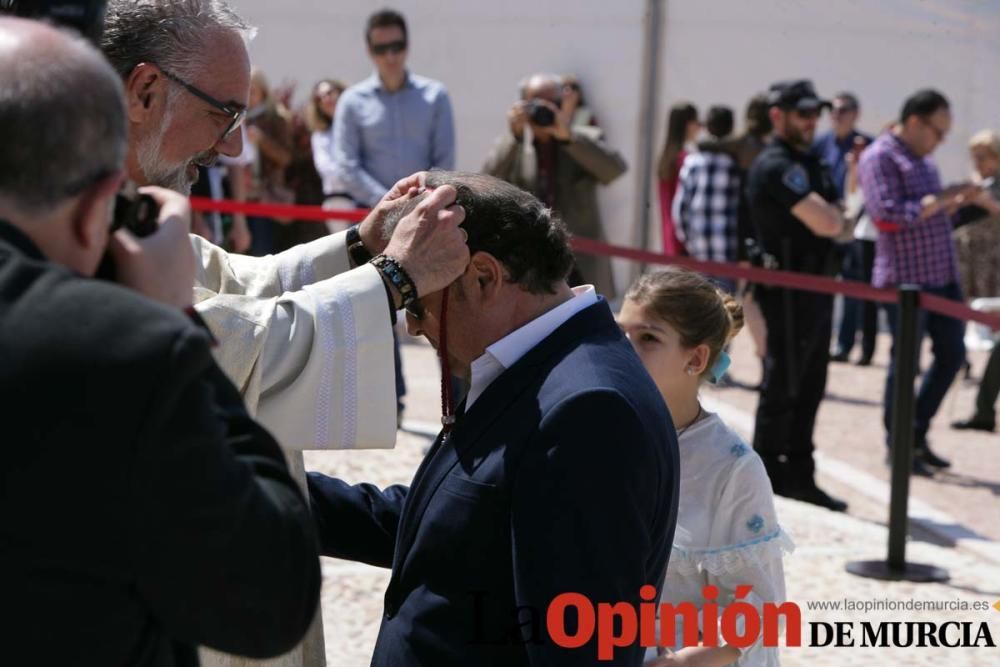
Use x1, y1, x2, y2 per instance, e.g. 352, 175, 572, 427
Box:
308, 300, 679, 665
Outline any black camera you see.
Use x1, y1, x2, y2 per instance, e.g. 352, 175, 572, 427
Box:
112, 193, 160, 238
0, 0, 107, 44
95, 194, 160, 281
525, 100, 556, 128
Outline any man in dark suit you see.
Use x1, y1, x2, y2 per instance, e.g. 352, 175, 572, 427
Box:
0, 17, 319, 665
308, 172, 679, 665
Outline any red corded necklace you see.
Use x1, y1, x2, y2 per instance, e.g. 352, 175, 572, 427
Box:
438, 285, 456, 433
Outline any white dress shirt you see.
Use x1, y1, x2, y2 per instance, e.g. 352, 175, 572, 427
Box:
465, 285, 598, 408
311, 127, 350, 197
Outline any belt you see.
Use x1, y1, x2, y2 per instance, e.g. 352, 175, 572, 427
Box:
874, 218, 902, 233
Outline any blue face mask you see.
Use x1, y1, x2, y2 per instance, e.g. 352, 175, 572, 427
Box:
708, 350, 731, 385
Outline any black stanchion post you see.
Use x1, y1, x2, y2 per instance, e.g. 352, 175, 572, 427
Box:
887, 286, 919, 570
846, 285, 948, 583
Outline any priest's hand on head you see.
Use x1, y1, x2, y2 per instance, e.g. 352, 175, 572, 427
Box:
357, 171, 429, 254
384, 184, 469, 297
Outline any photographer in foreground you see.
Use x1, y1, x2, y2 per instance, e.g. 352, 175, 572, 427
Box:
0, 17, 319, 665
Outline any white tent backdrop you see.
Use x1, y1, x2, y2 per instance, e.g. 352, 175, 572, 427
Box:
233, 0, 1000, 294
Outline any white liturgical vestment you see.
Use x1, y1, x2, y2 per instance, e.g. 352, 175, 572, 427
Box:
191, 230, 397, 667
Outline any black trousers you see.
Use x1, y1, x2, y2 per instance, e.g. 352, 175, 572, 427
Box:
974, 343, 1000, 421
753, 286, 833, 490
834, 239, 877, 360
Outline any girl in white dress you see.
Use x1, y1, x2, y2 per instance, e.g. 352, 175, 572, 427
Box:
617, 268, 793, 667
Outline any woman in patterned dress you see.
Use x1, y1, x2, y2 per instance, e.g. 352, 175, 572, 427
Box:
954, 130, 1000, 301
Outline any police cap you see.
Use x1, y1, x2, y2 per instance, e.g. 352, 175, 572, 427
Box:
768, 79, 832, 113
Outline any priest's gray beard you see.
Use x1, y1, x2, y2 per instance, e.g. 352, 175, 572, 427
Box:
135, 103, 215, 196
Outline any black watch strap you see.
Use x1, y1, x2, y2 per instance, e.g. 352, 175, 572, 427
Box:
346, 225, 374, 267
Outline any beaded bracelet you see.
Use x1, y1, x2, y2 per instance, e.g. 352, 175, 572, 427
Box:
370, 254, 419, 311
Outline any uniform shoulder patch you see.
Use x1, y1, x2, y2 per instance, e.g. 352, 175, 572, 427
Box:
781, 163, 810, 195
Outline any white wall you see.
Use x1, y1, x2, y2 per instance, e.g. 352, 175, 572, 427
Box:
233, 0, 648, 295
232, 0, 1000, 293
659, 0, 1000, 183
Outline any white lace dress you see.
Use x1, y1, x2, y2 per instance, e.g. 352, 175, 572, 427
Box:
649, 412, 794, 666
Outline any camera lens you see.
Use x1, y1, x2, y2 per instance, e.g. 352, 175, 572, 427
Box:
528, 101, 555, 128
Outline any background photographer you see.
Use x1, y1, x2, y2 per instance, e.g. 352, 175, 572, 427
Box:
0, 16, 319, 665
483, 72, 626, 300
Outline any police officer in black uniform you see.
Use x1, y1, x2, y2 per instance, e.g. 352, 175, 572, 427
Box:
747, 80, 849, 512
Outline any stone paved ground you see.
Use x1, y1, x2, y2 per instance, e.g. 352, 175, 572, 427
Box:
305, 331, 1000, 666
714, 325, 1000, 545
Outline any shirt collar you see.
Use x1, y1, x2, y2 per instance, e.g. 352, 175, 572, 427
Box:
368, 70, 413, 92
466, 285, 599, 408
0, 218, 46, 261
827, 130, 852, 149
886, 131, 922, 161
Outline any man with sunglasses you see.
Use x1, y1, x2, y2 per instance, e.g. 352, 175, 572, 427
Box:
0, 17, 321, 665
746, 79, 850, 512
333, 9, 455, 210
858, 89, 994, 476
332, 7, 457, 421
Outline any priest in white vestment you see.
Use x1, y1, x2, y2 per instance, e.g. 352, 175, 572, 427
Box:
192, 229, 397, 456
191, 184, 468, 667
192, 222, 398, 667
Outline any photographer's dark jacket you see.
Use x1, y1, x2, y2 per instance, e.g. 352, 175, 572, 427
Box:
483, 126, 626, 299
0, 221, 320, 666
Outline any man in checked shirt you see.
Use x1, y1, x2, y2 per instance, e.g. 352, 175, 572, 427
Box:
858, 89, 996, 475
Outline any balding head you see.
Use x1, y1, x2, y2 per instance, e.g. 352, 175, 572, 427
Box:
520, 73, 562, 103
386, 172, 575, 379
0, 16, 126, 216
384, 172, 573, 295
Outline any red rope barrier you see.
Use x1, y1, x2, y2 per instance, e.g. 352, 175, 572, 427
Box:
188, 196, 1000, 330
190, 197, 369, 222
570, 237, 898, 304
919, 292, 1000, 329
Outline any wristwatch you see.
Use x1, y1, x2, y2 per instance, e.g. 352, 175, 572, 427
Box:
346, 225, 373, 267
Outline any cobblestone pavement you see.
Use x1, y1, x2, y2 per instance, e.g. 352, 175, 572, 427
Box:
305, 333, 1000, 666
714, 327, 1000, 545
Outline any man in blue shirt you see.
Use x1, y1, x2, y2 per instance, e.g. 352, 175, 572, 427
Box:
334, 8, 456, 419
814, 92, 876, 366
814, 93, 871, 198
333, 9, 455, 207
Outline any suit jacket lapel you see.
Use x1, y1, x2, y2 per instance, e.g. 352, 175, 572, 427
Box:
389, 300, 620, 583
390, 362, 542, 582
